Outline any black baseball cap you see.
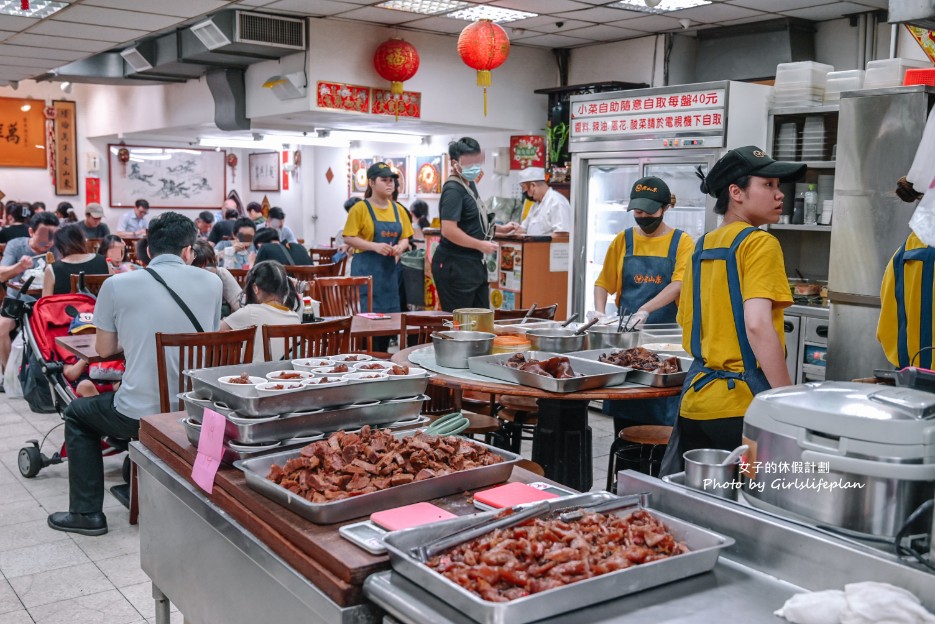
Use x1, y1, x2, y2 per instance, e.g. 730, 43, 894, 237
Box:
628, 176, 671, 214
700, 145, 806, 198
367, 162, 399, 180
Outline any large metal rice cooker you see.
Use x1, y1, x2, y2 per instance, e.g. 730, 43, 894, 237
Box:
742, 382, 935, 537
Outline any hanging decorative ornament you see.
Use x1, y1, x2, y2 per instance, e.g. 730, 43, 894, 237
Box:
227, 152, 238, 183
117, 145, 130, 178
373, 38, 420, 121
21, 0, 28, 10
457, 20, 510, 117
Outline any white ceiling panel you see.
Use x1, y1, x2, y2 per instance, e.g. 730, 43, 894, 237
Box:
233, 0, 278, 6
265, 0, 360, 15
404, 15, 475, 33
491, 0, 592, 13
10, 33, 116, 52
727, 0, 824, 11
54, 6, 182, 30
0, 59, 60, 70
561, 23, 646, 41
84, 0, 232, 18
0, 15, 39, 31
0, 44, 85, 61
611, 14, 683, 32
334, 6, 422, 25
520, 18, 590, 32
853, 0, 889, 7
29, 21, 148, 42
780, 1, 875, 19
716, 14, 788, 26
556, 6, 644, 22
668, 3, 765, 23
0, 30, 14, 42
513, 32, 591, 47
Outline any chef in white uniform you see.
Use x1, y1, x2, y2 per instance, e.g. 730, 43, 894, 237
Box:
515, 167, 572, 236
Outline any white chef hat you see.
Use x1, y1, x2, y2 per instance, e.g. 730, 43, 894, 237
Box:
517, 167, 546, 184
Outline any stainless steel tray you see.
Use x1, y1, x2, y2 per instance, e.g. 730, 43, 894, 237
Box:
569, 349, 692, 388
186, 360, 429, 417
383, 492, 734, 624
180, 417, 284, 465
182, 393, 427, 443
467, 351, 629, 393
235, 431, 522, 524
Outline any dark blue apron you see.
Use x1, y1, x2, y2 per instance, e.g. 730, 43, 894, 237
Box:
893, 242, 935, 369
603, 228, 685, 426
351, 200, 403, 313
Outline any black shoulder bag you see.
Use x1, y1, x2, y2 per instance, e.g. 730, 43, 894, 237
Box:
144, 268, 204, 333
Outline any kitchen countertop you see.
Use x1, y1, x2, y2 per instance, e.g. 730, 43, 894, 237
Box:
787, 304, 830, 318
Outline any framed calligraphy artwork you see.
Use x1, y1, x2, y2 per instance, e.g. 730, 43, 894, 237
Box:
249, 151, 280, 192
53, 100, 78, 196
0, 97, 46, 168
108, 145, 226, 209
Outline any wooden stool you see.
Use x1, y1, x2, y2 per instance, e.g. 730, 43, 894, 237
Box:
606, 425, 672, 492
495, 395, 539, 453
461, 390, 496, 416
516, 459, 544, 476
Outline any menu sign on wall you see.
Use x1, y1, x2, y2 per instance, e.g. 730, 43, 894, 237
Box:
570, 88, 725, 139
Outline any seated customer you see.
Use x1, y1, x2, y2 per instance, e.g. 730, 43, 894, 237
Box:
215, 217, 256, 269
98, 235, 140, 273
191, 240, 242, 316
253, 228, 294, 266
220, 260, 301, 362
47, 212, 222, 536
43, 227, 111, 297
260, 206, 298, 244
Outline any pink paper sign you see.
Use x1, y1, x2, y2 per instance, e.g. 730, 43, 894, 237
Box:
192, 408, 226, 493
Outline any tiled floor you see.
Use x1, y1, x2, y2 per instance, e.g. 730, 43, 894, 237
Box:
0, 391, 618, 624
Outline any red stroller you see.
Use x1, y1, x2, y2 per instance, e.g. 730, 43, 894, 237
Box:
15, 292, 128, 479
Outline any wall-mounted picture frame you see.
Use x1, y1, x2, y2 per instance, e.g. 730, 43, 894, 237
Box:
415, 154, 446, 197
249, 151, 280, 192
53, 100, 78, 196
0, 97, 47, 168
108, 145, 226, 209
383, 156, 409, 200
350, 157, 374, 196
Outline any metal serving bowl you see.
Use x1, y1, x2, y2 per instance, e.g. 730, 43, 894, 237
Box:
587, 325, 641, 350
525, 328, 588, 354
431, 331, 496, 368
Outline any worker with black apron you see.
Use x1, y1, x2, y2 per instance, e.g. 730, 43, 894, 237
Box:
660, 146, 804, 475
594, 177, 694, 434
878, 230, 935, 370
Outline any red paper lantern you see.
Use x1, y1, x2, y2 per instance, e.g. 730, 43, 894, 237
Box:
373, 38, 420, 95
457, 20, 510, 116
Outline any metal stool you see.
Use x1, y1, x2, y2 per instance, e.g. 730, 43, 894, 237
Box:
606, 425, 672, 492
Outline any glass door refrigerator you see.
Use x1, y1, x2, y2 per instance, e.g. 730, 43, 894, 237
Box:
568, 81, 772, 316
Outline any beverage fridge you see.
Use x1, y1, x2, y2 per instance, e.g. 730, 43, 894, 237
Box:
567, 81, 772, 315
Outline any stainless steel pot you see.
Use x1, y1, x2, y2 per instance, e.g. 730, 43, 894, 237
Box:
587, 325, 640, 350
431, 331, 495, 368
525, 328, 588, 354
683, 449, 740, 500
451, 308, 494, 333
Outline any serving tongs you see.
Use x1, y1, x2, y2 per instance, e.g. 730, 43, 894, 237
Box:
560, 313, 579, 328
558, 491, 650, 522
519, 303, 538, 325
412, 500, 551, 563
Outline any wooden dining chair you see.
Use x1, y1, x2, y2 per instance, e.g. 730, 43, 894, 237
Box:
309, 247, 337, 264
400, 311, 452, 347
313, 276, 373, 350
284, 263, 342, 282
494, 303, 559, 321
227, 268, 249, 289
69, 273, 111, 296
261, 316, 352, 361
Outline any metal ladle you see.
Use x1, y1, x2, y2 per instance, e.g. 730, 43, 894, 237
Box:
560, 313, 579, 328
719, 444, 749, 466
574, 317, 600, 335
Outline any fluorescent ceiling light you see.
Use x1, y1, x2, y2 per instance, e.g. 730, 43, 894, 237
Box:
199, 134, 350, 149
376, 0, 469, 16
447, 5, 536, 22
611, 0, 710, 14
323, 130, 425, 145
0, 0, 67, 18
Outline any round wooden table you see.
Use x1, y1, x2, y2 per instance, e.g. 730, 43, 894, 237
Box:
392, 345, 681, 490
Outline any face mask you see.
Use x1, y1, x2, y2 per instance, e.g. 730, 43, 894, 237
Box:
460, 164, 482, 181
267, 218, 282, 230
635, 215, 664, 234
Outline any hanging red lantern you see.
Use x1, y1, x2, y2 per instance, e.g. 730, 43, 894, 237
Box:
457, 20, 510, 117
373, 38, 419, 121
227, 152, 238, 183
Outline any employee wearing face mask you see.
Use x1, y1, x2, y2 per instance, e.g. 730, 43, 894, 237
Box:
431, 137, 517, 311
515, 167, 571, 236
594, 177, 694, 432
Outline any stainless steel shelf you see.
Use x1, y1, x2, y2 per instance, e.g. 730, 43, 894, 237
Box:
802, 161, 836, 168
767, 224, 832, 232
769, 104, 840, 115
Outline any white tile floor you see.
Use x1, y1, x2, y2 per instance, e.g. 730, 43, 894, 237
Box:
0, 391, 619, 624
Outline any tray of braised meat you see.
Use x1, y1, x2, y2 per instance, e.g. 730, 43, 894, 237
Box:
569, 347, 692, 388
235, 426, 521, 524
467, 351, 630, 393
383, 491, 733, 624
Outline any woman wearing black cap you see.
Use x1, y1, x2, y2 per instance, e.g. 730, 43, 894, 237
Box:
342, 162, 413, 331
594, 176, 695, 432
670, 146, 805, 466
431, 137, 516, 311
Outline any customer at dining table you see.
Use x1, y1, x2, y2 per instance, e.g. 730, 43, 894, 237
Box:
253, 228, 294, 266
191, 240, 241, 316
194, 211, 214, 240
73, 203, 110, 240
215, 217, 257, 269
55, 201, 77, 224
260, 206, 298, 244
208, 206, 240, 245
115, 199, 149, 238
220, 260, 300, 362
431, 137, 517, 311
410, 199, 430, 244
43, 226, 111, 297
664, 146, 803, 474
98, 235, 140, 273
0, 201, 34, 244
47, 211, 222, 536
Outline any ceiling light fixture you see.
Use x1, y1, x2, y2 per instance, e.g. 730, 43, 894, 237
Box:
0, 0, 67, 18
447, 5, 536, 22
376, 0, 536, 22
20, 97, 32, 112
377, 0, 470, 16
60, 81, 71, 94
612, 0, 709, 14
198, 134, 350, 150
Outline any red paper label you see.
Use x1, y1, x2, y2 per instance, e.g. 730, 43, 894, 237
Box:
282, 171, 289, 190
191, 408, 226, 493
85, 177, 100, 204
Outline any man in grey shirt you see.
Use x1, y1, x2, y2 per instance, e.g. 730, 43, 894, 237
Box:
48, 212, 222, 536
74, 202, 110, 239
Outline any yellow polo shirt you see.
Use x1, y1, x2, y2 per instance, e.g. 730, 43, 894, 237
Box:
878, 232, 935, 367
595, 228, 695, 307
677, 221, 792, 420
343, 201, 414, 243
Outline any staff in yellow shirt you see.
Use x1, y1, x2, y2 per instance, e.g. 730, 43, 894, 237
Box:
672, 146, 804, 466
594, 176, 694, 432
878, 230, 935, 369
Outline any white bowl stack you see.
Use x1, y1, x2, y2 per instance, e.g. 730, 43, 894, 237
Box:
801, 116, 826, 161
772, 61, 834, 108
824, 70, 864, 103
863, 58, 929, 90
774, 122, 797, 160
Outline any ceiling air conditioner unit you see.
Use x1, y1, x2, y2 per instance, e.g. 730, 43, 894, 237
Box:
190, 10, 305, 54
120, 45, 153, 72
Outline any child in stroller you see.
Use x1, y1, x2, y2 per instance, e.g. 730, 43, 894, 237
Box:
15, 292, 127, 479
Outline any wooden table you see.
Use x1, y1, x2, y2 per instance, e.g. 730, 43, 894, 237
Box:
55, 334, 123, 363
349, 311, 449, 340
392, 345, 681, 491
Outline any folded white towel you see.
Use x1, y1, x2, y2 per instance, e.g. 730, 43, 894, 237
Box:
775, 582, 935, 624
